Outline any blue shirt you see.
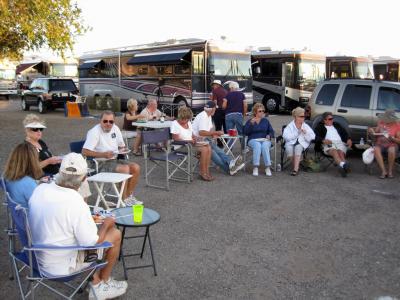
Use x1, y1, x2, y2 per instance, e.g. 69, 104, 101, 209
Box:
244, 117, 275, 142
225, 91, 245, 115
5, 176, 37, 208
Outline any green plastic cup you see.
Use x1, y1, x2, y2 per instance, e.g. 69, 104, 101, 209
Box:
133, 204, 144, 223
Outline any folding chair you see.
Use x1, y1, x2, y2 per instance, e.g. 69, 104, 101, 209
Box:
313, 146, 335, 171
69, 140, 98, 175
7, 197, 112, 300
142, 128, 191, 190
242, 136, 278, 172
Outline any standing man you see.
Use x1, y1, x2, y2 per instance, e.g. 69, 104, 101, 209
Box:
82, 111, 141, 205
192, 101, 244, 175
210, 79, 227, 147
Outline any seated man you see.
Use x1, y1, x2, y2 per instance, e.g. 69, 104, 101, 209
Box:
192, 101, 244, 175
314, 112, 352, 177
29, 153, 127, 299
82, 111, 141, 205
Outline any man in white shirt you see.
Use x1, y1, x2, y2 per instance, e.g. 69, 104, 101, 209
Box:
82, 111, 141, 205
192, 101, 244, 175
314, 112, 352, 177
29, 153, 127, 299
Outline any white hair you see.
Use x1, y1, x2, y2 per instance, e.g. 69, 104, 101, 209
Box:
56, 172, 85, 190
229, 81, 240, 90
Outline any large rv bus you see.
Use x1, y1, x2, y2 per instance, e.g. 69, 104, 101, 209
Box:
0, 59, 18, 99
16, 58, 78, 92
326, 56, 374, 79
78, 38, 253, 112
373, 57, 400, 82
251, 50, 325, 113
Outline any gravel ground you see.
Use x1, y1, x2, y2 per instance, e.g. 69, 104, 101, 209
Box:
0, 98, 399, 299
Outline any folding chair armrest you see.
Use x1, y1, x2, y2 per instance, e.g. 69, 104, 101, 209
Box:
171, 140, 191, 146
28, 241, 113, 251
276, 135, 283, 143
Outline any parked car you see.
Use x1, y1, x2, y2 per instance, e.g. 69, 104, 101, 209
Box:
21, 78, 78, 113
309, 79, 400, 142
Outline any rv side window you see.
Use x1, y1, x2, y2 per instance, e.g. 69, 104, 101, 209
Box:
261, 61, 280, 77
340, 84, 371, 109
315, 84, 339, 106
377, 87, 400, 111
192, 52, 204, 74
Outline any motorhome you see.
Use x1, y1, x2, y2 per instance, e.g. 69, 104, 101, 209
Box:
326, 56, 374, 80
78, 38, 253, 112
373, 57, 400, 82
251, 49, 325, 113
0, 59, 18, 99
16, 58, 78, 92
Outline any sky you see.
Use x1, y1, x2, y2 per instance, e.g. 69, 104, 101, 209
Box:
68, 0, 399, 58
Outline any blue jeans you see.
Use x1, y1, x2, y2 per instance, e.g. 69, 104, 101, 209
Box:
248, 139, 272, 167
210, 141, 231, 173
225, 113, 244, 148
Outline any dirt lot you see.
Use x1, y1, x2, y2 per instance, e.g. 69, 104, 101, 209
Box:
0, 98, 399, 299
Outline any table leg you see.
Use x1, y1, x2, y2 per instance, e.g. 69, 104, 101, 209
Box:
147, 228, 157, 276
140, 227, 149, 258
119, 227, 128, 280
112, 180, 127, 208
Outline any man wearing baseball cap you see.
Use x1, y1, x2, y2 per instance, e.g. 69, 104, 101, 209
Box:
29, 153, 127, 299
210, 80, 227, 147
192, 101, 244, 175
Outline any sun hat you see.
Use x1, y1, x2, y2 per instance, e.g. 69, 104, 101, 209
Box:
377, 109, 399, 123
24, 122, 46, 129
211, 80, 222, 86
60, 153, 88, 176
205, 101, 216, 109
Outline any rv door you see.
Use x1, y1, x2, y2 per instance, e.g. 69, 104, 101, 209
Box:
281, 62, 293, 108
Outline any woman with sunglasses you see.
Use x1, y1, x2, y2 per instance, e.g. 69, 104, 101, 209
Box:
23, 114, 62, 175
282, 107, 315, 176
244, 103, 275, 176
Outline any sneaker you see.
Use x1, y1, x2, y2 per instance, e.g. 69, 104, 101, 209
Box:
343, 162, 351, 173
338, 166, 347, 177
230, 162, 245, 175
265, 167, 272, 177
124, 195, 143, 206
229, 155, 240, 170
235, 155, 243, 167
88, 279, 127, 300
252, 167, 259, 176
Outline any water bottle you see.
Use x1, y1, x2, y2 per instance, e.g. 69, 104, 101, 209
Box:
160, 114, 165, 123
360, 137, 364, 145
276, 163, 281, 172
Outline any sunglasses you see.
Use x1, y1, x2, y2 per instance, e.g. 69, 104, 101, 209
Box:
30, 128, 44, 132
257, 110, 265, 113
102, 120, 114, 124
326, 117, 334, 121
298, 115, 305, 118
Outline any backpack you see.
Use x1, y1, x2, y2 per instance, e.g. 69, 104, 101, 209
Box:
301, 158, 321, 172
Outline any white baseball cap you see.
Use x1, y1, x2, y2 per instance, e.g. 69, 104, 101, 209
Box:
60, 153, 88, 176
24, 122, 46, 129
211, 80, 222, 86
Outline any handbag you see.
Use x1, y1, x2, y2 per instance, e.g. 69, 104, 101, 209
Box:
362, 147, 375, 165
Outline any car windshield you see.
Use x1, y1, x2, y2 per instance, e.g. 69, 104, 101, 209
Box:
354, 61, 374, 79
49, 80, 77, 91
0, 69, 15, 80
298, 60, 325, 87
51, 64, 78, 77
209, 53, 251, 77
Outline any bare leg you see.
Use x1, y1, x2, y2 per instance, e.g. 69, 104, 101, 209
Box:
387, 146, 396, 176
133, 132, 142, 153
374, 146, 386, 176
92, 227, 122, 284
198, 147, 208, 176
293, 155, 301, 172
338, 150, 346, 162
115, 163, 140, 199
327, 149, 342, 165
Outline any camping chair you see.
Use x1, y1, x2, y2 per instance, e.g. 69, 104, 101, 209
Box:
313, 145, 336, 171
69, 140, 98, 175
142, 128, 191, 190
242, 136, 278, 172
7, 196, 112, 300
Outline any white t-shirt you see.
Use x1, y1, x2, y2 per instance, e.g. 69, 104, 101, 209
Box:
170, 120, 193, 140
325, 125, 342, 142
83, 123, 125, 153
192, 111, 213, 137
29, 182, 99, 276
140, 108, 162, 121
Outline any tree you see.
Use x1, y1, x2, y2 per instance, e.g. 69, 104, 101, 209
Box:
0, 0, 88, 60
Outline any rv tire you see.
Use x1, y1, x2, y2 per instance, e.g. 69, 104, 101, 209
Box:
263, 95, 280, 114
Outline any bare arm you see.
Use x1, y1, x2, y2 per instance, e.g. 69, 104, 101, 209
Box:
124, 113, 142, 121
222, 98, 227, 110
96, 218, 115, 243
82, 148, 114, 159
243, 100, 247, 115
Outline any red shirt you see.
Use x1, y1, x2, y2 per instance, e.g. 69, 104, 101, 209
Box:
211, 86, 227, 108
376, 121, 400, 148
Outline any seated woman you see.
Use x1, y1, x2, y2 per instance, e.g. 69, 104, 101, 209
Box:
23, 113, 91, 199
282, 107, 315, 176
170, 106, 213, 181
3, 142, 43, 208
244, 103, 275, 177
122, 98, 141, 155
314, 112, 352, 177
368, 109, 400, 178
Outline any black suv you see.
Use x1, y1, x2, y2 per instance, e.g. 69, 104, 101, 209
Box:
21, 78, 78, 113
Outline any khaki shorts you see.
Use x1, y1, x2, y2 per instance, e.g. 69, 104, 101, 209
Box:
323, 142, 347, 155
98, 159, 131, 173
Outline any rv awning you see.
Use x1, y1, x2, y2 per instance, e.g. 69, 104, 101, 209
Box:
16, 62, 40, 74
78, 60, 103, 70
127, 49, 191, 65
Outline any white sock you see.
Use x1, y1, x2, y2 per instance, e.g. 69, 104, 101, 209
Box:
339, 161, 345, 168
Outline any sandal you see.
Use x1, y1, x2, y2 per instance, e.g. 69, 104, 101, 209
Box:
206, 174, 215, 181
379, 174, 387, 179
388, 174, 394, 179
290, 170, 298, 176
199, 174, 212, 181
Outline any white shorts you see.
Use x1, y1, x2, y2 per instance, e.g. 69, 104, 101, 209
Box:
323, 141, 347, 155
285, 144, 304, 157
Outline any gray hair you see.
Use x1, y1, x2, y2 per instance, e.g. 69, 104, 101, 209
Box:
100, 110, 115, 119
148, 97, 158, 105
229, 81, 240, 90
55, 172, 85, 190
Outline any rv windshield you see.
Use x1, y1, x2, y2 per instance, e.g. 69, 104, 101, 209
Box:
209, 53, 251, 77
0, 69, 15, 80
298, 60, 325, 85
51, 64, 78, 77
354, 61, 374, 79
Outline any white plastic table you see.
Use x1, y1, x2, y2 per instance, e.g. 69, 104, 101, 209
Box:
132, 120, 172, 129
88, 172, 132, 209
217, 134, 243, 158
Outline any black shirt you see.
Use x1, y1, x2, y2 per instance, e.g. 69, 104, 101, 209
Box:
38, 139, 60, 175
